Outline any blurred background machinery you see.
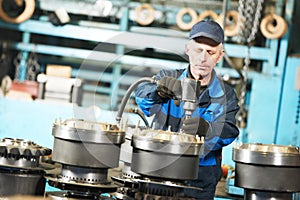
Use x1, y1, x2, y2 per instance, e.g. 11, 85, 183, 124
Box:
0, 0, 300, 199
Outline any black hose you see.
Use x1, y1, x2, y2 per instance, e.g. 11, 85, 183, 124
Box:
125, 107, 150, 128
116, 76, 156, 124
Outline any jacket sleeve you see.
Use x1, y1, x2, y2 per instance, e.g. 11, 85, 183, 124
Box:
135, 69, 181, 117
205, 86, 240, 151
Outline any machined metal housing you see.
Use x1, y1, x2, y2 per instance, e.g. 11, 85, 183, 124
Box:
233, 143, 300, 199
0, 137, 51, 196
52, 119, 125, 168
131, 129, 204, 180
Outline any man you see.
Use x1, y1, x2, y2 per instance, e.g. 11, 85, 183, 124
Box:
135, 20, 240, 199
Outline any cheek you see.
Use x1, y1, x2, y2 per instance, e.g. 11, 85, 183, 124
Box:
187, 51, 200, 63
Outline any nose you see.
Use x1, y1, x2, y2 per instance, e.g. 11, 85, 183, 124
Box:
199, 50, 208, 62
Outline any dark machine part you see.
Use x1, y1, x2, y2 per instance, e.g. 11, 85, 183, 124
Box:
136, 178, 200, 198
46, 191, 115, 200
0, 137, 52, 196
131, 129, 204, 180
111, 176, 201, 199
46, 173, 118, 195
48, 119, 126, 196
181, 78, 201, 118
119, 125, 144, 179
0, 167, 46, 196
233, 143, 300, 200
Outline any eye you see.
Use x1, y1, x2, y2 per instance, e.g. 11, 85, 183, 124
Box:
196, 48, 203, 53
207, 51, 216, 55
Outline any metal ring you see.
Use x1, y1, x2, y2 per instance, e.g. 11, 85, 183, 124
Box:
134, 3, 155, 26
260, 14, 288, 39
176, 8, 198, 31
216, 10, 239, 37
198, 10, 218, 22
0, 0, 35, 24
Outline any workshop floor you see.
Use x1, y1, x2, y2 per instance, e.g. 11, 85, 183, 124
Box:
215, 179, 243, 200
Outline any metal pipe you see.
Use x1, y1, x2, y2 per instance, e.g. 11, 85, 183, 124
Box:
116, 77, 156, 124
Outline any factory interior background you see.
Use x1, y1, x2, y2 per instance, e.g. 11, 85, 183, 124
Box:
0, 0, 300, 199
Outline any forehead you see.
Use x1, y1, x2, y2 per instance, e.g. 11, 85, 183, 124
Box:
189, 40, 221, 51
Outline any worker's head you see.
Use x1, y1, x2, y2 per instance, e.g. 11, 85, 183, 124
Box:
185, 20, 225, 83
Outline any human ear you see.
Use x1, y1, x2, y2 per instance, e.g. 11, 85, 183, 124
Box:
216, 49, 225, 63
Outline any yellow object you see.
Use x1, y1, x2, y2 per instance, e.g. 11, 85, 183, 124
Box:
216, 10, 239, 37
0, 0, 35, 24
134, 3, 155, 26
260, 14, 288, 39
176, 8, 198, 31
198, 10, 218, 22
46, 65, 72, 78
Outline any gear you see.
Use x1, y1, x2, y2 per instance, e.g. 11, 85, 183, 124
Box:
0, 137, 52, 157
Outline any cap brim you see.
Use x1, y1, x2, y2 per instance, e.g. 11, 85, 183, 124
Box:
189, 32, 222, 44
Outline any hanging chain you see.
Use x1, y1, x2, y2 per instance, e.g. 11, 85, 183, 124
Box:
26, 50, 40, 81
13, 52, 22, 81
236, 0, 264, 128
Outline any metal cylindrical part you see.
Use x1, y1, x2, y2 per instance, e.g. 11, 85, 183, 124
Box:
61, 165, 108, 184
0, 137, 51, 196
52, 119, 125, 168
131, 129, 203, 180
233, 143, 300, 166
235, 162, 300, 192
0, 169, 45, 196
132, 148, 199, 180
233, 143, 300, 199
244, 189, 293, 200
52, 137, 121, 168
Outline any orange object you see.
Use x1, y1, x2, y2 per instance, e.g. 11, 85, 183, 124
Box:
176, 8, 198, 31
135, 4, 155, 26
0, 0, 35, 24
11, 80, 38, 99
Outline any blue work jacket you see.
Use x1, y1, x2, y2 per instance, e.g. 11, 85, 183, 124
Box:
135, 67, 240, 166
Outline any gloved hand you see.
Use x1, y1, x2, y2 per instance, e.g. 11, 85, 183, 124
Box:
157, 76, 182, 100
181, 117, 210, 137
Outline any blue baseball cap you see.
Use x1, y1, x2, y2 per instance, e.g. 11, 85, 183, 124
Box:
189, 20, 224, 44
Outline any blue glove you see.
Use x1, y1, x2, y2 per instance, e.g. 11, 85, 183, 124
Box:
182, 117, 209, 137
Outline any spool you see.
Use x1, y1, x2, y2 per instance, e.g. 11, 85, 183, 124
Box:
176, 8, 198, 31
198, 10, 218, 22
216, 10, 239, 37
0, 0, 35, 24
260, 14, 288, 39
134, 3, 155, 26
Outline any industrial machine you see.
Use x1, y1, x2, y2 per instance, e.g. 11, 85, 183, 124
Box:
45, 118, 125, 199
112, 128, 204, 199
233, 143, 300, 200
0, 137, 52, 196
